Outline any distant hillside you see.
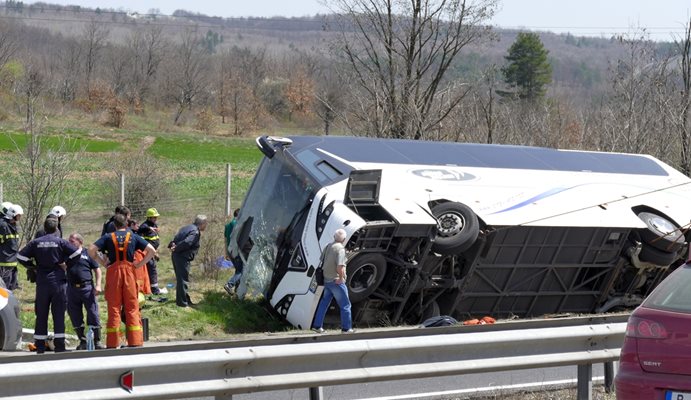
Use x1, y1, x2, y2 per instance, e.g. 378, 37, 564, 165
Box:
3, 1, 664, 96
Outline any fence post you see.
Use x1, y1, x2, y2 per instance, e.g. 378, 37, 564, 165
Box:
120, 173, 125, 206
226, 163, 232, 216
577, 364, 593, 400
0, 181, 3, 203
309, 387, 323, 400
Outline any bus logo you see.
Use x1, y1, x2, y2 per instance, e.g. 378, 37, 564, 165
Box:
411, 168, 476, 181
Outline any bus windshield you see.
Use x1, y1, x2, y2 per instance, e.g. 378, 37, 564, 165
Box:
233, 154, 315, 298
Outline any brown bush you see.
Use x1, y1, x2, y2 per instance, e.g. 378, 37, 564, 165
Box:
195, 108, 216, 134
106, 99, 128, 128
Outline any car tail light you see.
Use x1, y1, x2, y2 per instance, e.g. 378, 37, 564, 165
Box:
626, 316, 668, 339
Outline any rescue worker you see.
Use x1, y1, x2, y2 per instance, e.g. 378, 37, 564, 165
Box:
0, 203, 23, 290
169, 215, 208, 308
138, 208, 165, 295
101, 205, 131, 236
66, 232, 104, 350
88, 214, 155, 348
128, 219, 151, 295
17, 218, 81, 353
223, 208, 242, 295
35, 206, 67, 239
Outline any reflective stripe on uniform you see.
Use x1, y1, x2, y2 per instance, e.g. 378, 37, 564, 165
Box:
33, 334, 48, 339
53, 333, 66, 338
142, 235, 159, 241
68, 248, 82, 260
127, 325, 142, 331
105, 327, 119, 333
0, 261, 17, 267
16, 254, 30, 262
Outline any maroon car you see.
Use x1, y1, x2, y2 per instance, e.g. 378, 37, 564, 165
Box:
616, 263, 691, 399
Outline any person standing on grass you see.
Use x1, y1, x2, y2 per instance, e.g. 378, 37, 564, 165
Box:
17, 218, 81, 353
0, 203, 23, 291
66, 232, 104, 350
169, 215, 208, 308
223, 208, 242, 295
89, 214, 155, 348
138, 208, 165, 295
101, 205, 131, 236
311, 228, 353, 333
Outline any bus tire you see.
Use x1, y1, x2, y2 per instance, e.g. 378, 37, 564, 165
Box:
637, 211, 685, 253
431, 202, 479, 255
638, 244, 679, 266
346, 253, 387, 303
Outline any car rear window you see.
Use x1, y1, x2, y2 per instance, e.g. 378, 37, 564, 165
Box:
644, 264, 691, 312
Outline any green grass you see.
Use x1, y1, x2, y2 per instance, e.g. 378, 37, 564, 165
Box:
149, 136, 261, 164
0, 132, 121, 152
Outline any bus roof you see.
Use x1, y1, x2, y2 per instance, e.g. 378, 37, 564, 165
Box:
288, 136, 669, 176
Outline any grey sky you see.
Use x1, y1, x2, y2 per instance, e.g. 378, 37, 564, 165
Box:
41, 0, 691, 40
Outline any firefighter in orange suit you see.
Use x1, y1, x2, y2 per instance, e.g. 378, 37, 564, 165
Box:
88, 214, 155, 348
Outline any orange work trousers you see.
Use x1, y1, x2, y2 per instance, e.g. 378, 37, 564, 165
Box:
105, 261, 143, 348
134, 250, 151, 295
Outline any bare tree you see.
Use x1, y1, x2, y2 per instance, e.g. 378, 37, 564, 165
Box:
126, 25, 167, 104
676, 17, 691, 175
164, 28, 210, 124
81, 18, 110, 93
12, 64, 81, 240
0, 20, 19, 70
327, 0, 497, 139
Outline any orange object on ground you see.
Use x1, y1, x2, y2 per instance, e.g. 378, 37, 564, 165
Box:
105, 232, 143, 348
133, 249, 151, 295
463, 316, 496, 325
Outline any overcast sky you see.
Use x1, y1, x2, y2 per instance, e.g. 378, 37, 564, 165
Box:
41, 0, 691, 40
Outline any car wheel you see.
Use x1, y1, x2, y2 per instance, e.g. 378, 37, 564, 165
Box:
637, 211, 685, 253
431, 202, 479, 255
639, 244, 680, 266
346, 253, 387, 303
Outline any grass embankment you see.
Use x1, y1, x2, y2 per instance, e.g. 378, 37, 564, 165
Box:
1, 125, 291, 344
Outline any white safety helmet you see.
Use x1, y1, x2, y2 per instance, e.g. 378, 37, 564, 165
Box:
6, 204, 23, 219
50, 205, 66, 218
1, 201, 12, 216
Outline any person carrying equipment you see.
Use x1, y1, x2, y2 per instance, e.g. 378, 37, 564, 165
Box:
88, 214, 155, 348
138, 208, 165, 295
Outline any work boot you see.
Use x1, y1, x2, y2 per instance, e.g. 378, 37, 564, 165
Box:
35, 339, 46, 354
93, 328, 106, 350
75, 327, 87, 350
54, 337, 67, 352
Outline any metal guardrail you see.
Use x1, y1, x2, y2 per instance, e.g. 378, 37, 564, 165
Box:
0, 316, 628, 400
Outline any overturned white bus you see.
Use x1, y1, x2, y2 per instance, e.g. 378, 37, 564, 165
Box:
228, 135, 691, 329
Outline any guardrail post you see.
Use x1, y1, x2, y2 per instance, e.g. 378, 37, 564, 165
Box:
603, 361, 614, 392
577, 364, 593, 400
309, 386, 323, 400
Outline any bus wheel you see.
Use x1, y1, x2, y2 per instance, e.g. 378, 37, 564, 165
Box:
636, 211, 685, 253
346, 253, 387, 303
431, 202, 479, 255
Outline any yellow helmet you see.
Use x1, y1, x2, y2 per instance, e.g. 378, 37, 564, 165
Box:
146, 208, 160, 218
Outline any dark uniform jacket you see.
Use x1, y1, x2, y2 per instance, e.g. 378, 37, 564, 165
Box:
17, 234, 81, 285
93, 230, 149, 264
67, 248, 99, 285
138, 219, 160, 249
170, 224, 201, 261
0, 218, 20, 267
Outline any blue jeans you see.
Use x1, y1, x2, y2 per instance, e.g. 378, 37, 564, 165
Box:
312, 280, 352, 331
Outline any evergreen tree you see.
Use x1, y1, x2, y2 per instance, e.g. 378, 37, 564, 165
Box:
502, 32, 552, 101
